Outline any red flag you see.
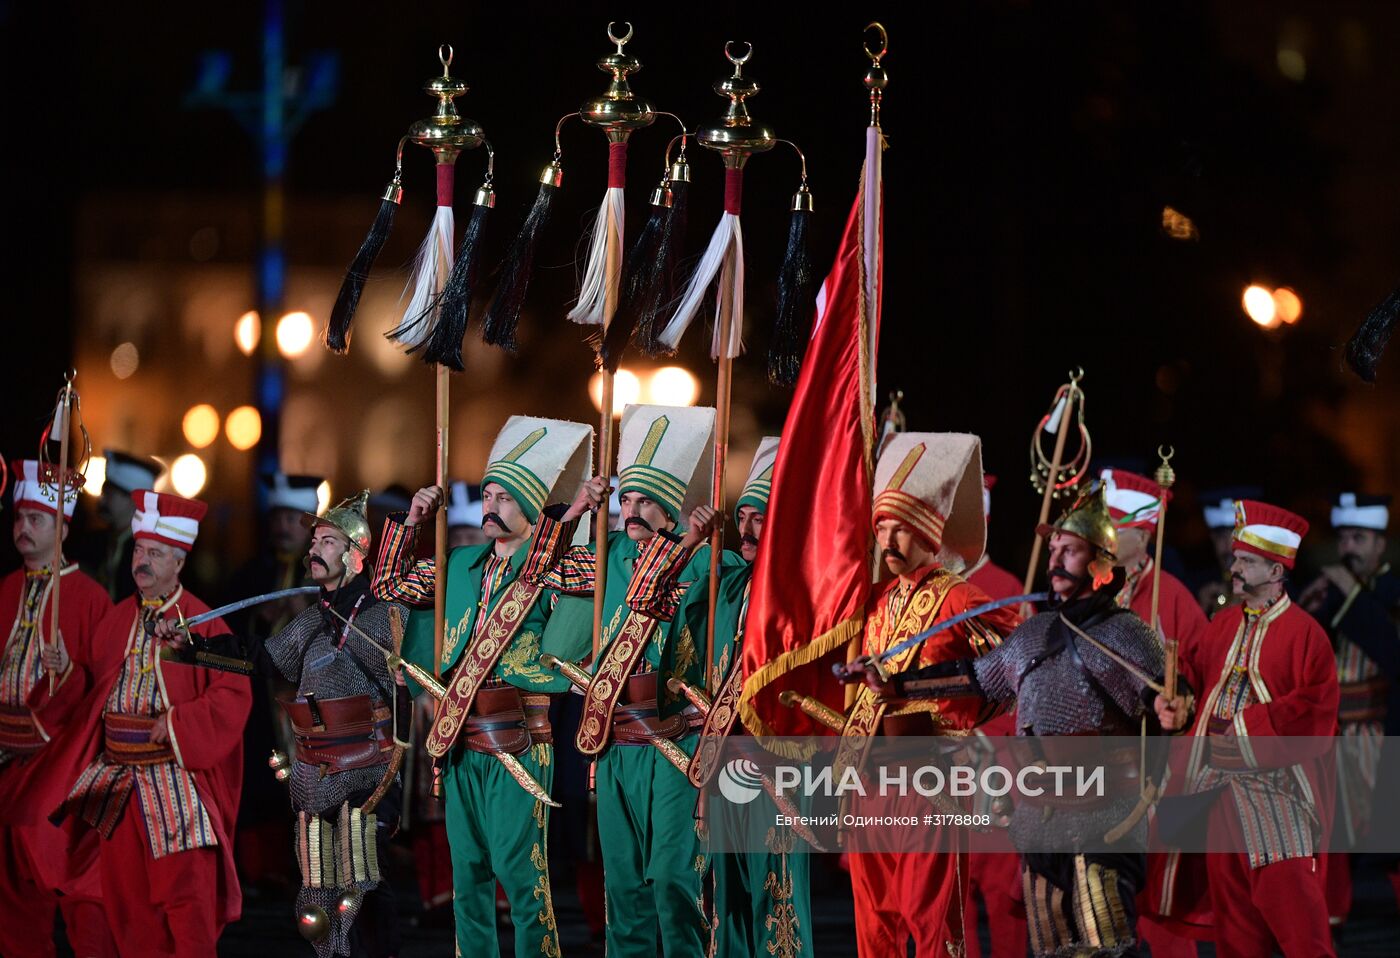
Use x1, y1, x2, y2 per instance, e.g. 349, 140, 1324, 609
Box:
738, 129, 883, 740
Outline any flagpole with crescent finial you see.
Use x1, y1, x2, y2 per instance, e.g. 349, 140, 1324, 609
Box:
39, 371, 90, 694
1151, 446, 1178, 699
1023, 368, 1091, 595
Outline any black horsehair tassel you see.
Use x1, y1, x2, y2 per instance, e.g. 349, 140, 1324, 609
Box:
1346, 280, 1400, 382
419, 190, 493, 371
601, 178, 690, 371
767, 199, 816, 387
481, 164, 563, 352
325, 176, 401, 353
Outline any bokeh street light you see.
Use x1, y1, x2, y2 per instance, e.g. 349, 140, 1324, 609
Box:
234, 310, 261, 356
171, 454, 208, 497
182, 404, 221, 448
275, 311, 315, 358
226, 405, 263, 451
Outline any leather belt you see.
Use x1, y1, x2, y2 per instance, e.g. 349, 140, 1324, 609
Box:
0, 705, 44, 757
281, 694, 393, 774
1016, 746, 1143, 808
103, 712, 175, 766
462, 683, 554, 756
610, 671, 702, 746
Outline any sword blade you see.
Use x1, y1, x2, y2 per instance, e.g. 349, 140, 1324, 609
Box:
184, 586, 320, 628
873, 591, 1048, 665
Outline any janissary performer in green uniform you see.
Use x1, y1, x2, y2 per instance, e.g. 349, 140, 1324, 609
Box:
683, 437, 814, 958
372, 415, 593, 958
534, 403, 721, 958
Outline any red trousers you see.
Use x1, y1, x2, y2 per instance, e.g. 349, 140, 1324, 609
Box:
847, 790, 966, 957
1138, 915, 1199, 958
1322, 851, 1350, 923
411, 821, 453, 911
0, 822, 114, 958
101, 811, 222, 958
1205, 852, 1333, 958
963, 853, 1026, 958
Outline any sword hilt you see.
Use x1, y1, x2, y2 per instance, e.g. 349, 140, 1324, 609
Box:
389, 653, 447, 700
540, 653, 593, 692
666, 676, 713, 716
778, 690, 846, 732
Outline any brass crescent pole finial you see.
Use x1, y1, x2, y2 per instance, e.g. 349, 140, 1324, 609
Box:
725, 40, 753, 71
607, 21, 633, 51
864, 22, 888, 63
439, 44, 453, 74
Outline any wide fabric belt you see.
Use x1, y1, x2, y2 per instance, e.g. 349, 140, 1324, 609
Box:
610, 671, 703, 746
1339, 677, 1389, 724
281, 695, 393, 773
102, 712, 176, 766
0, 705, 44, 756
461, 683, 554, 756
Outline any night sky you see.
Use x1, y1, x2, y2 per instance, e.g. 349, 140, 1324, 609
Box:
3, 1, 1397, 577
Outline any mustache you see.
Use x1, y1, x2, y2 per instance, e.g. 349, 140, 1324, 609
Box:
881, 547, 906, 563
740, 534, 760, 548
1341, 554, 1363, 573
134, 564, 154, 578
482, 512, 513, 533
1049, 567, 1080, 582
307, 556, 328, 571
16, 535, 33, 546
625, 517, 655, 533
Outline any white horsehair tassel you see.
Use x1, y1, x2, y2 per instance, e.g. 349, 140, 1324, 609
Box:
659, 211, 745, 358
387, 204, 455, 349
567, 187, 625, 326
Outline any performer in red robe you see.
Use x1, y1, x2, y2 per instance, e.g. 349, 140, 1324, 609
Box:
1100, 467, 1207, 957
1155, 499, 1338, 958
41, 490, 251, 958
962, 473, 1027, 958
836, 435, 1020, 957
0, 460, 114, 957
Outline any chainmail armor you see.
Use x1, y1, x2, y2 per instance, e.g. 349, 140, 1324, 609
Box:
974, 603, 1164, 852
266, 599, 404, 815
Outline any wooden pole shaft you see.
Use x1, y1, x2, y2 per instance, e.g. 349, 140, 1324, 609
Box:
434, 363, 449, 678
707, 342, 734, 694
47, 386, 72, 695
593, 373, 614, 662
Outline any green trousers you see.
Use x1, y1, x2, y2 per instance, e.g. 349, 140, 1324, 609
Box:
710, 795, 814, 958
443, 744, 559, 958
595, 733, 707, 957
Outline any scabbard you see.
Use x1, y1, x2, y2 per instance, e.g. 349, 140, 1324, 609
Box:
779, 690, 847, 733
540, 653, 592, 692
544, 654, 691, 773
494, 750, 562, 807
667, 676, 712, 717
390, 654, 447, 699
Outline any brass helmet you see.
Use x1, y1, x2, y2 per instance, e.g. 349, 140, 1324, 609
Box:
303, 489, 372, 557
1036, 481, 1118, 558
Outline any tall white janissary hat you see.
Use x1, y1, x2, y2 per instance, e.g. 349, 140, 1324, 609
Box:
616, 404, 716, 522
872, 432, 986, 571
481, 416, 594, 524
736, 437, 780, 515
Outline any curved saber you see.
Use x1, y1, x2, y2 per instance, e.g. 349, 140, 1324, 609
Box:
323, 606, 562, 808
832, 592, 1049, 681
183, 586, 321, 629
